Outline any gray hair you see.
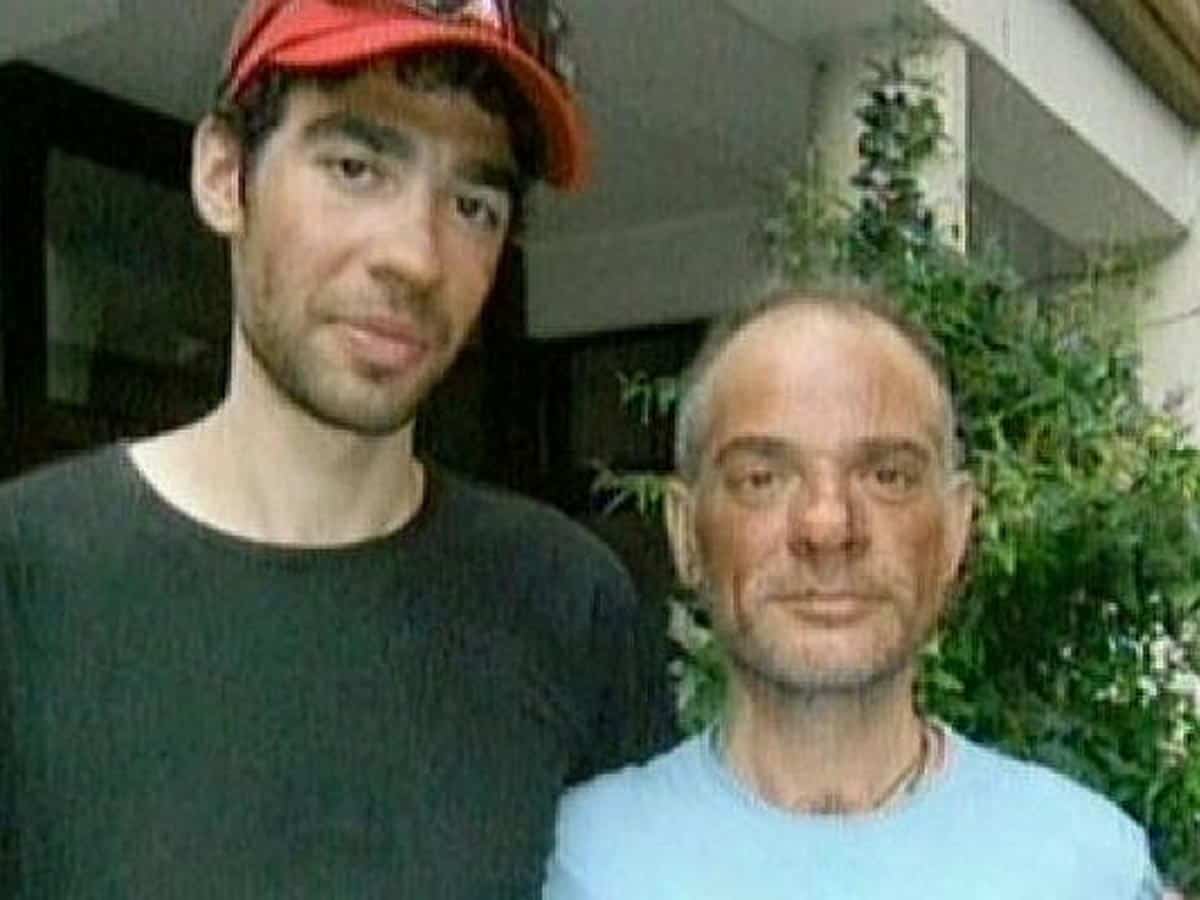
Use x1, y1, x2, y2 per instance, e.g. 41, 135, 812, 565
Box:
674, 276, 964, 482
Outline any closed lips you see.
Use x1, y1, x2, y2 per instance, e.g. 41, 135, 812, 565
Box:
342, 315, 428, 346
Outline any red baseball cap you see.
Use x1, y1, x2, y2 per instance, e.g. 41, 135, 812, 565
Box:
222, 0, 590, 190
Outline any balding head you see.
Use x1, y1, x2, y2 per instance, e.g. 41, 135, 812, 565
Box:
674, 282, 963, 484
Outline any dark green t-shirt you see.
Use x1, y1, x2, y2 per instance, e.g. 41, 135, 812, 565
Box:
0, 447, 673, 898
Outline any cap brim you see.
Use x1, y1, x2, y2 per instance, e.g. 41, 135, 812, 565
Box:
266, 19, 589, 191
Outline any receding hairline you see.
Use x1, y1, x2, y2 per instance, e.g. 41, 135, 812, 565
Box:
675, 286, 962, 482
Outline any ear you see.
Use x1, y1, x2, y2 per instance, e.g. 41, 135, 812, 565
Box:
938, 473, 976, 589
191, 115, 246, 238
664, 477, 703, 589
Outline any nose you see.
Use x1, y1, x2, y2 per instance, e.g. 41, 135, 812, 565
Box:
786, 469, 861, 556
369, 178, 445, 294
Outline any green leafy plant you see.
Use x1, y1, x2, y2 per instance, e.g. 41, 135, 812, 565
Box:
596, 45, 1200, 889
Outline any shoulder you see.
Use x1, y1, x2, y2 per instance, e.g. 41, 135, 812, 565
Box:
953, 734, 1144, 831
546, 734, 750, 899
946, 734, 1159, 887
0, 445, 124, 502
0, 448, 151, 598
0, 446, 129, 544
429, 467, 632, 587
554, 736, 702, 858
432, 468, 603, 547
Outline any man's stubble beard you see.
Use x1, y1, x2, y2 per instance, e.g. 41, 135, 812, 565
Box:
237, 277, 459, 438
706, 565, 945, 700
231, 225, 465, 441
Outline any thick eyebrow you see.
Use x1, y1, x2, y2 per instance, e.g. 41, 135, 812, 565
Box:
711, 436, 793, 469
711, 435, 937, 470
855, 437, 935, 466
459, 158, 520, 198
301, 112, 519, 197
303, 113, 414, 160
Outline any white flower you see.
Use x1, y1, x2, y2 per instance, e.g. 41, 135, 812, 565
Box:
1135, 674, 1160, 703
1094, 683, 1124, 704
1148, 635, 1181, 675
1181, 618, 1198, 645
1167, 670, 1200, 719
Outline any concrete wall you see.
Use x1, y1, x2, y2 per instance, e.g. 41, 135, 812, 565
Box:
930, 0, 1192, 245
523, 0, 816, 338
526, 207, 764, 338
0, 0, 118, 59
526, 26, 972, 338
1144, 223, 1200, 429
931, 0, 1200, 434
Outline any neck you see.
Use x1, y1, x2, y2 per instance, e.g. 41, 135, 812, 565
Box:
132, 351, 425, 547
720, 665, 927, 815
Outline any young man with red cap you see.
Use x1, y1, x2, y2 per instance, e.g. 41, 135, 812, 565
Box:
0, 2, 672, 896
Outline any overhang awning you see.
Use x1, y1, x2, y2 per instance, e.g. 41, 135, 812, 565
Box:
0, 0, 119, 60
1072, 0, 1200, 126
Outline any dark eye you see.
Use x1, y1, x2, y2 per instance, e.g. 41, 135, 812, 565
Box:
322, 154, 380, 190
455, 191, 508, 233
747, 470, 776, 490
457, 195, 495, 225
727, 466, 787, 506
865, 459, 921, 499
874, 465, 906, 485
338, 157, 369, 178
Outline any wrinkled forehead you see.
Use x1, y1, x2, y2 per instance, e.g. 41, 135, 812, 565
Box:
702, 306, 949, 464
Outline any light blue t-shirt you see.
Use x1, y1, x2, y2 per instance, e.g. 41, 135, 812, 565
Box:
543, 728, 1163, 899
